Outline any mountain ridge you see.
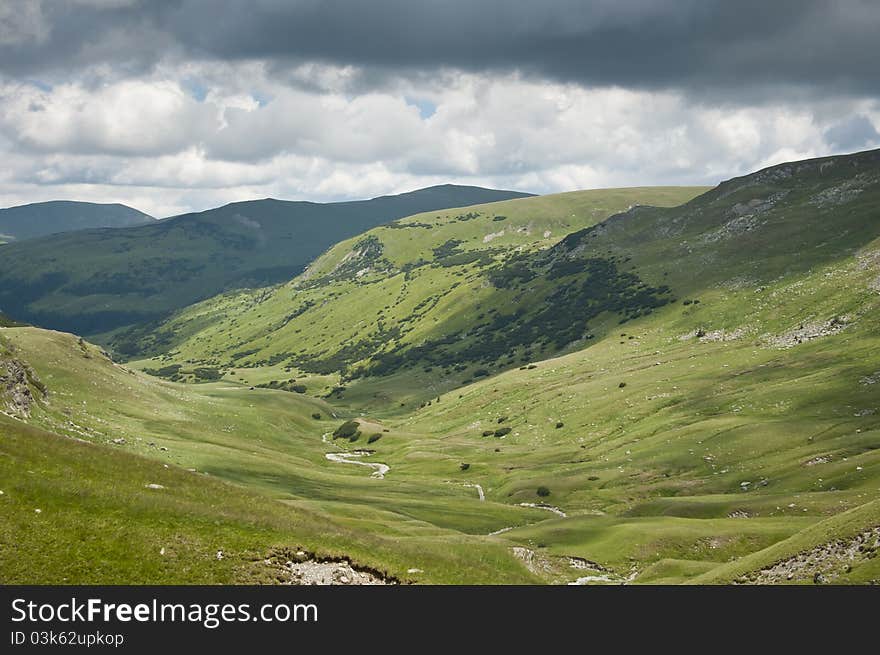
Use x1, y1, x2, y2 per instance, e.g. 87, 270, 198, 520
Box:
0, 184, 533, 335
0, 200, 153, 242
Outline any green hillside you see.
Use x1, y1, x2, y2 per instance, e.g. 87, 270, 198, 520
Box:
0, 200, 152, 242
122, 186, 705, 397
3, 149, 880, 585
0, 327, 539, 584
0, 185, 531, 336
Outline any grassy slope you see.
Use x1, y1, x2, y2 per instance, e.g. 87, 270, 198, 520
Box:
4, 151, 880, 584
0, 327, 540, 584
125, 150, 880, 583
0, 186, 531, 337
690, 499, 880, 584
129, 186, 706, 407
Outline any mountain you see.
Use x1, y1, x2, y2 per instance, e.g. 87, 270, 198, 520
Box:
135, 149, 880, 409
3, 150, 880, 585
0, 200, 152, 242
0, 185, 533, 336
117, 186, 705, 362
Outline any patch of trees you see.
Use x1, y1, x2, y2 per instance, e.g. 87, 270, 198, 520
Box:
333, 420, 360, 439
257, 379, 307, 393
192, 367, 222, 381
142, 363, 182, 378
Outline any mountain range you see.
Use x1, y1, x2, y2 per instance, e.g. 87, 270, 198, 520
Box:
1, 149, 879, 585
0, 200, 152, 243
0, 185, 532, 336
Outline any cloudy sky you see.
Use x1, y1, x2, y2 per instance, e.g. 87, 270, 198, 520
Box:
1, 0, 879, 217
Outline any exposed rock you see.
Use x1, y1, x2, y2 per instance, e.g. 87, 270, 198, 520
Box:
809, 173, 876, 208
679, 327, 749, 343
736, 526, 880, 584
767, 316, 850, 348
263, 548, 397, 585
0, 357, 46, 419
144, 483, 165, 490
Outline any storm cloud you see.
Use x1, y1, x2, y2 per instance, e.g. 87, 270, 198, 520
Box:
2, 1, 878, 95
0, 0, 878, 215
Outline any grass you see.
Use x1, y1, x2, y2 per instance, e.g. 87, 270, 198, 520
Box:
3, 150, 880, 584
0, 186, 530, 338
125, 186, 706, 406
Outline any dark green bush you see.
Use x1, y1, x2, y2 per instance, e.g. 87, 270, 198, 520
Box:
494, 427, 512, 437
555, 422, 564, 429
459, 463, 470, 471
333, 420, 360, 439
193, 367, 222, 381
311, 412, 322, 420
482, 430, 494, 437
536, 486, 551, 497
367, 433, 382, 444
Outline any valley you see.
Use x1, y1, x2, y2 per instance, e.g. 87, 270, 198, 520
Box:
2, 151, 880, 585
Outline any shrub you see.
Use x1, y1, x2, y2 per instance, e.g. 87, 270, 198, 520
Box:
494, 427, 512, 437
536, 486, 551, 497
367, 433, 382, 444
291, 384, 307, 394
311, 412, 322, 420
333, 420, 360, 439
459, 463, 470, 471
588, 476, 600, 481
497, 416, 508, 424
482, 430, 494, 437
348, 433, 361, 442
473, 368, 490, 378
193, 367, 222, 381
555, 421, 564, 429
618, 382, 626, 388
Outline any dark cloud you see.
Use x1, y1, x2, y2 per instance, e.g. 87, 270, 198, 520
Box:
2, 0, 879, 97
824, 114, 880, 151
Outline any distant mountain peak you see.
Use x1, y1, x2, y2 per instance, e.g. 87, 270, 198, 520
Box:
0, 200, 152, 242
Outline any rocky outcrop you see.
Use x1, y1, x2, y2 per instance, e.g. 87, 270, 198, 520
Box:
736, 527, 880, 584
0, 357, 46, 418
262, 548, 399, 585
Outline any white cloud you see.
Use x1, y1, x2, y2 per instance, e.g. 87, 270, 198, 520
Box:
0, 62, 878, 216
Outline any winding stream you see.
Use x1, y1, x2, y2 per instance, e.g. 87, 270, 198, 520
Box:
324, 451, 389, 479
464, 483, 485, 501
517, 502, 567, 517
322, 433, 389, 479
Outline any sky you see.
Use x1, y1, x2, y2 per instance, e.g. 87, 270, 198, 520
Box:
0, 0, 879, 217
